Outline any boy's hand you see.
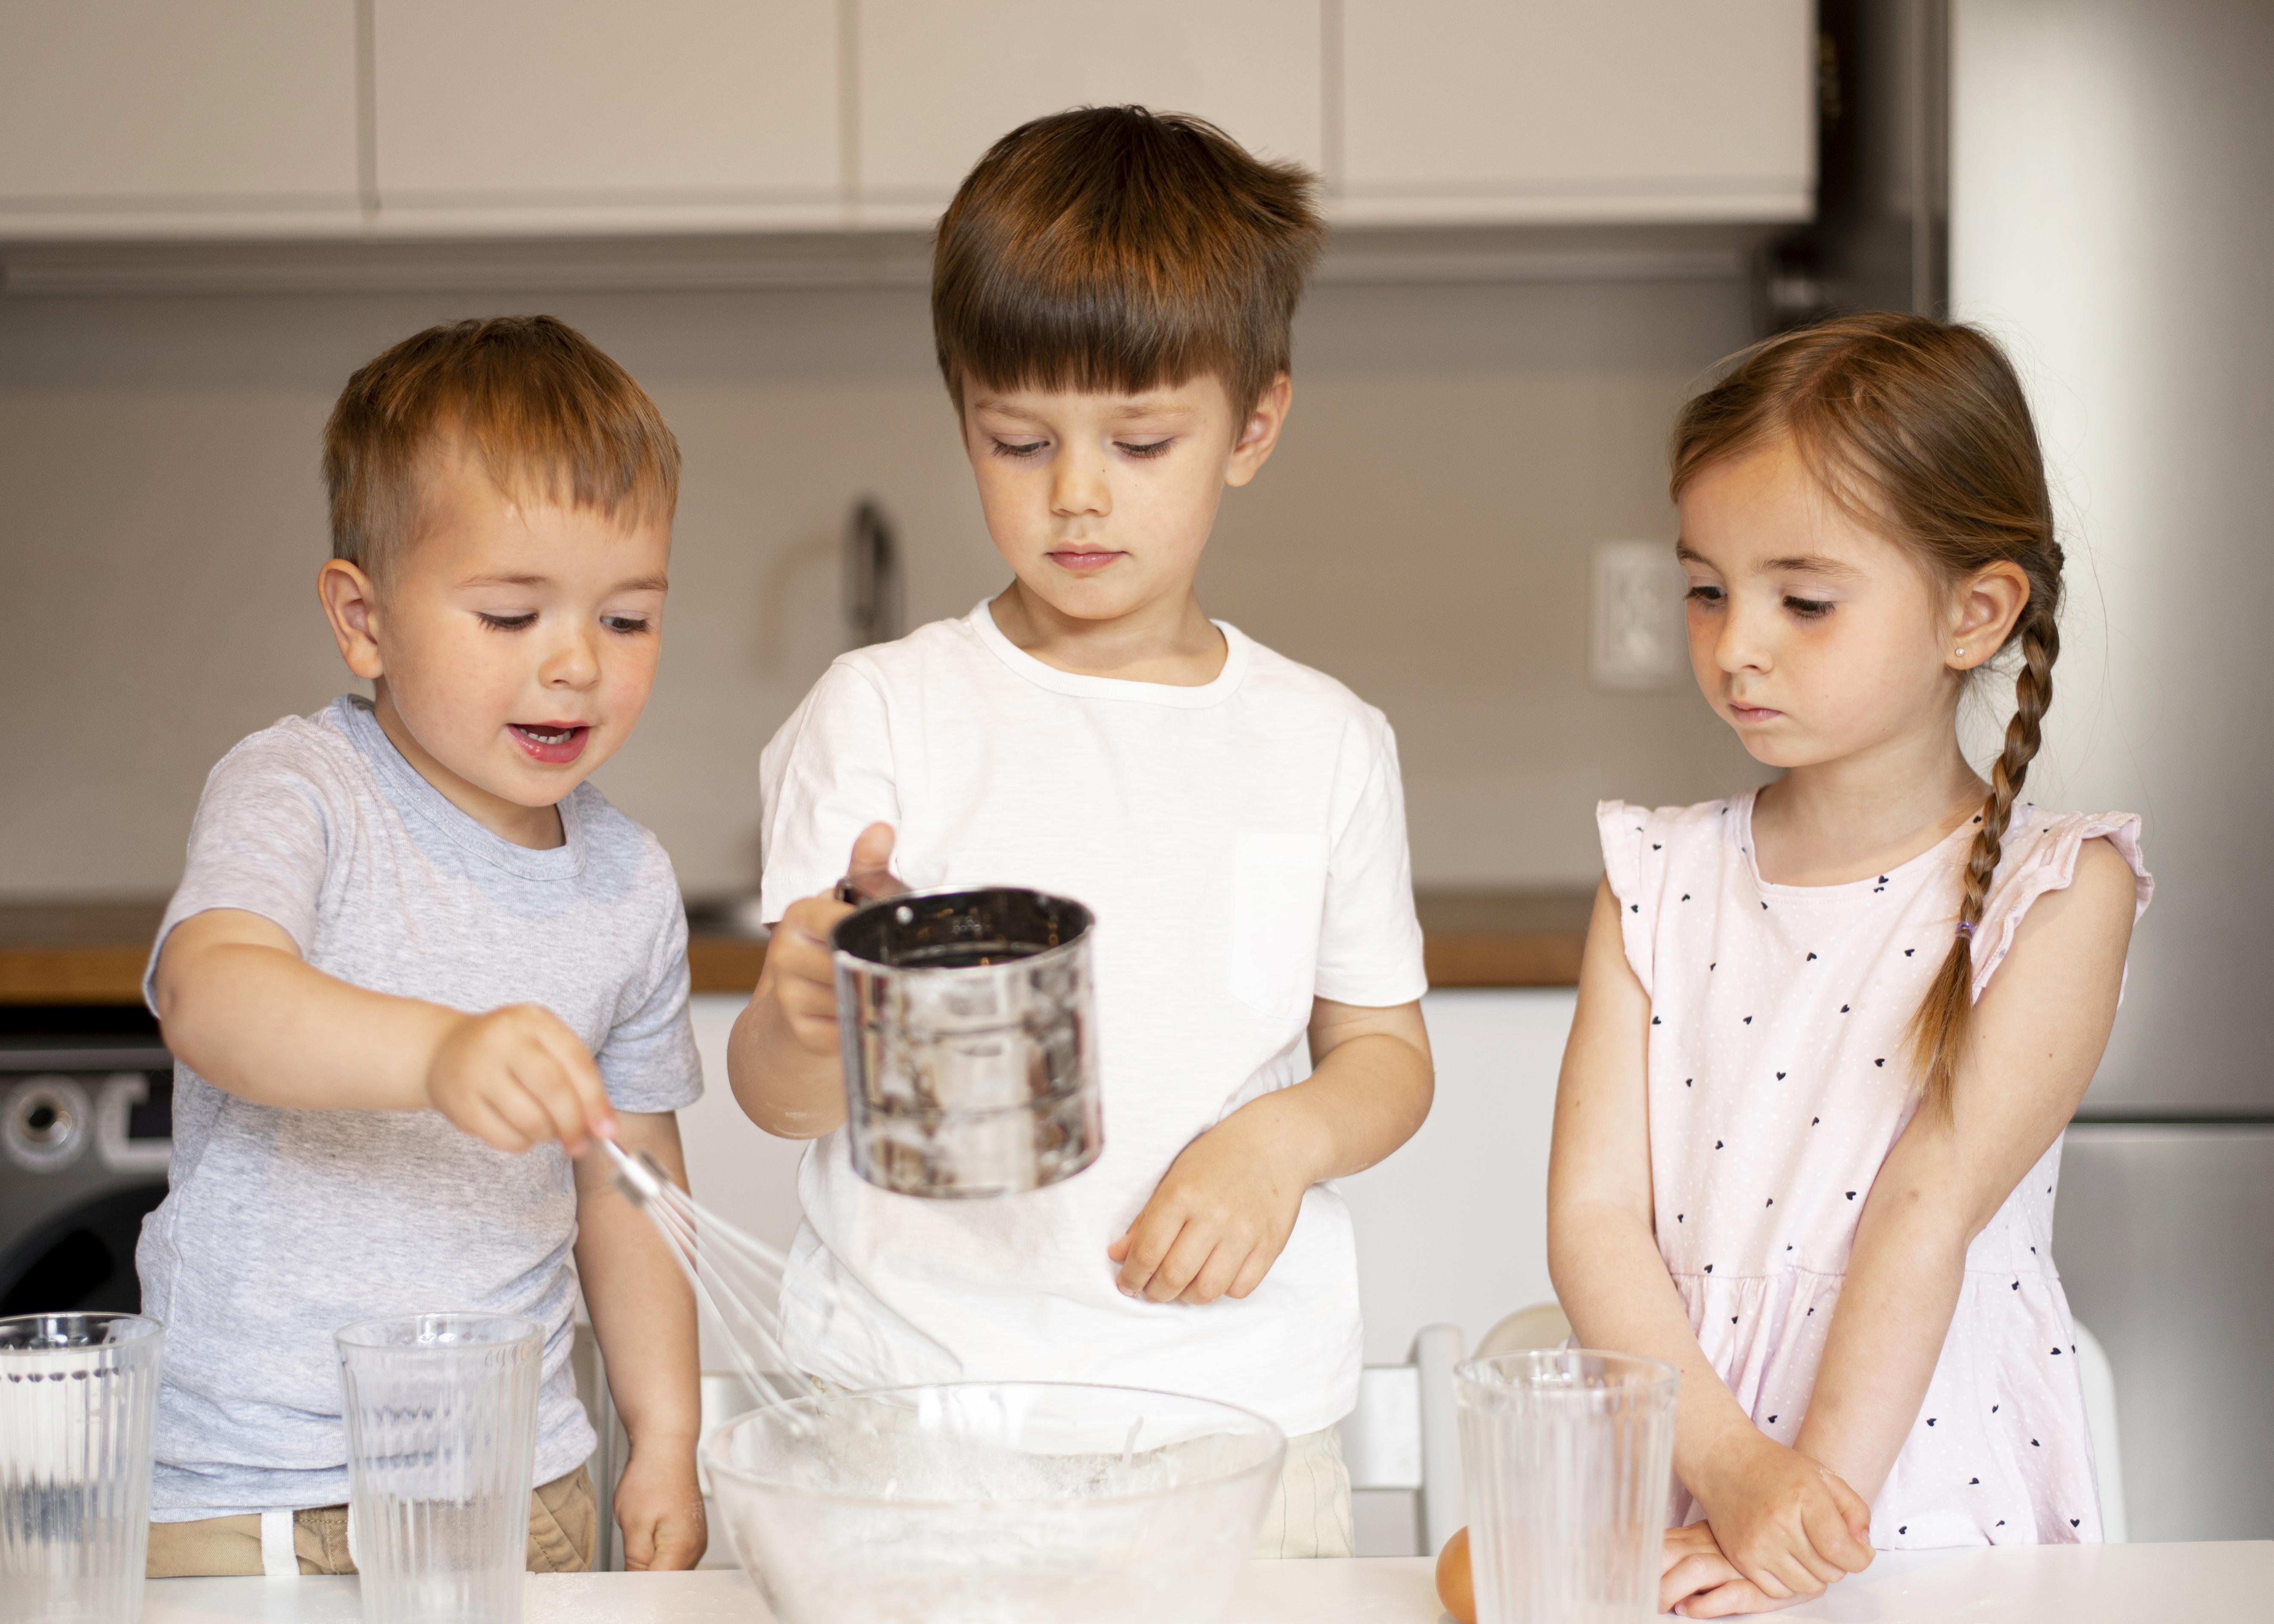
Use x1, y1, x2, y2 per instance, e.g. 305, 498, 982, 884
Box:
611, 1435, 707, 1571
1108, 1106, 1316, 1304
1685, 1431, 1874, 1608
837, 821, 906, 905
761, 894, 858, 1058
423, 1003, 616, 1155
751, 822, 906, 1059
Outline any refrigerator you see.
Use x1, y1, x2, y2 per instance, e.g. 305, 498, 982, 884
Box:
1951, 0, 2274, 1542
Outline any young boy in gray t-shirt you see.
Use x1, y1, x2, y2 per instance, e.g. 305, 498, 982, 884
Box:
138, 317, 706, 1576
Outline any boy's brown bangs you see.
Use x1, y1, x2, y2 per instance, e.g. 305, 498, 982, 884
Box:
943, 252, 1250, 407
933, 107, 1324, 415
325, 316, 679, 577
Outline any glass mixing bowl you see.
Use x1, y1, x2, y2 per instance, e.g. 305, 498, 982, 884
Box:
703, 1381, 1285, 1624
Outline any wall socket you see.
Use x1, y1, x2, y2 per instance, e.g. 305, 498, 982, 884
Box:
1589, 540, 1688, 691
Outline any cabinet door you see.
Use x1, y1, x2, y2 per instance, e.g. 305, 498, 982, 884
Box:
371, 0, 841, 234
1341, 0, 1815, 223
857, 0, 1322, 226
0, 0, 360, 238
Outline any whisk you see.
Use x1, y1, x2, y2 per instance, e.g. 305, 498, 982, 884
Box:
597, 1137, 961, 1419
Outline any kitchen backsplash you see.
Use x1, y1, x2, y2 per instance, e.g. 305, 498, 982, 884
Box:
0, 270, 1769, 899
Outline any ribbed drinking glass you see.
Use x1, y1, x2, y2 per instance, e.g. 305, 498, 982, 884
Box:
1455, 1348, 1678, 1624
336, 1313, 541, 1624
0, 1312, 163, 1624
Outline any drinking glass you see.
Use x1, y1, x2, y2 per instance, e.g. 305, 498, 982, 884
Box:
0, 1312, 163, 1624
1455, 1348, 1678, 1624
336, 1313, 541, 1624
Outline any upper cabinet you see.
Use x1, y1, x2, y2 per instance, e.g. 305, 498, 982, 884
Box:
0, 0, 361, 238
0, 1, 1815, 241
1337, 0, 1816, 224
855, 0, 1321, 227
370, 0, 842, 235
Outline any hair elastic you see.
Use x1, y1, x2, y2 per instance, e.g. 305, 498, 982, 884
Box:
1955, 920, 1977, 939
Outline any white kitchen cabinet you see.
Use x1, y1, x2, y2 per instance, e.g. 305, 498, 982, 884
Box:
1338, 0, 1816, 224
369, 0, 842, 235
0, 0, 1816, 247
854, 0, 1323, 227
0, 0, 361, 239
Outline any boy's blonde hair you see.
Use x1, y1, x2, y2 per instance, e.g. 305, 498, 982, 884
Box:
322, 316, 679, 577
932, 106, 1325, 416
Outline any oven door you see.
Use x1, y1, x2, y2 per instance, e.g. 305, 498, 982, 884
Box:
0, 1029, 174, 1316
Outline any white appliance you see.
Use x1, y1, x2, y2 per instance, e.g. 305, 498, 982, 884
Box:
1952, 0, 2274, 1542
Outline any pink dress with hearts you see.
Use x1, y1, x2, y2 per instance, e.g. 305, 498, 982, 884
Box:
1598, 791, 2151, 1548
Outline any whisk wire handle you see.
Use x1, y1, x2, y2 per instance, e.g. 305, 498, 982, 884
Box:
594, 1137, 962, 1422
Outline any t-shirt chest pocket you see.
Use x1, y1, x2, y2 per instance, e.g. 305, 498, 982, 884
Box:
1226, 826, 1327, 1021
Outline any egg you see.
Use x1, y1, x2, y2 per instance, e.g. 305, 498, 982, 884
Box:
1435, 1525, 1475, 1624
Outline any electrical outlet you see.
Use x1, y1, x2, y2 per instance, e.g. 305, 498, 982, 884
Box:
1590, 540, 1688, 691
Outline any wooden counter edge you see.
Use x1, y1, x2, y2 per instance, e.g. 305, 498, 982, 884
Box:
687, 937, 769, 995
1, 934, 1590, 1002
1422, 932, 1586, 989
2, 893, 1597, 1002
0, 947, 151, 1004
700, 932, 1589, 995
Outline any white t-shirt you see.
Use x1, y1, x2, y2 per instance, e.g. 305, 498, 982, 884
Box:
758, 600, 1429, 1435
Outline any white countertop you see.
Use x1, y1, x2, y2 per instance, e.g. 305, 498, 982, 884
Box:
142, 1542, 2274, 1622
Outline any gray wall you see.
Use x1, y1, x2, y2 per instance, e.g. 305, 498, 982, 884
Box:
0, 268, 1766, 900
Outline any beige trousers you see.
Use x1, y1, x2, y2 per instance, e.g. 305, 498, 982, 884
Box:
1252, 1425, 1356, 1559
145, 1463, 597, 1578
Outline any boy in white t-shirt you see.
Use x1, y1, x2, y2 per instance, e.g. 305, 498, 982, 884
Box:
727, 107, 1434, 1557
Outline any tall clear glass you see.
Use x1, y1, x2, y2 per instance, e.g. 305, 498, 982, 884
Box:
336, 1313, 541, 1624
1455, 1348, 1678, 1624
0, 1312, 163, 1624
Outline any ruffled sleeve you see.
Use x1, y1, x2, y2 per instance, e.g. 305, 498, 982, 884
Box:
1596, 800, 1658, 999
1971, 809, 2153, 1001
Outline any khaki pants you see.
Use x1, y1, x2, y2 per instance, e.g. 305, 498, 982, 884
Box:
146, 1464, 597, 1578
1252, 1426, 1355, 1559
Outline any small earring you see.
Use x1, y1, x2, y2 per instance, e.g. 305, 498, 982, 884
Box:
1955, 647, 1966, 659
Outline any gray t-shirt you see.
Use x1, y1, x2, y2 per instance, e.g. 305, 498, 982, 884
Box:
137, 696, 701, 1519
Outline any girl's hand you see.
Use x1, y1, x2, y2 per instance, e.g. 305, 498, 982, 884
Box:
1687, 1430, 1874, 1604
1661, 1522, 1778, 1617
1108, 1108, 1313, 1304
611, 1434, 707, 1571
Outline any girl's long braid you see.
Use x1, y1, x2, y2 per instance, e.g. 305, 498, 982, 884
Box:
1908, 601, 2060, 1117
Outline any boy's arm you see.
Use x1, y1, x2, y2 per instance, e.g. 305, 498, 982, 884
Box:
572, 1111, 707, 1571
1107, 995, 1432, 1306
154, 907, 615, 1151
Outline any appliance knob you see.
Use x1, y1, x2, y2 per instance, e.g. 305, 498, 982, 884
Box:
4, 1076, 93, 1172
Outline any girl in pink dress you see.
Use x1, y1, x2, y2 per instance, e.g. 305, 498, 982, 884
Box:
1548, 313, 2152, 1618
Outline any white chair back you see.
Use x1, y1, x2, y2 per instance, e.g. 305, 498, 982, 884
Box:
1338, 1323, 1465, 1555
2074, 1320, 2126, 1542
1476, 1300, 1573, 1357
